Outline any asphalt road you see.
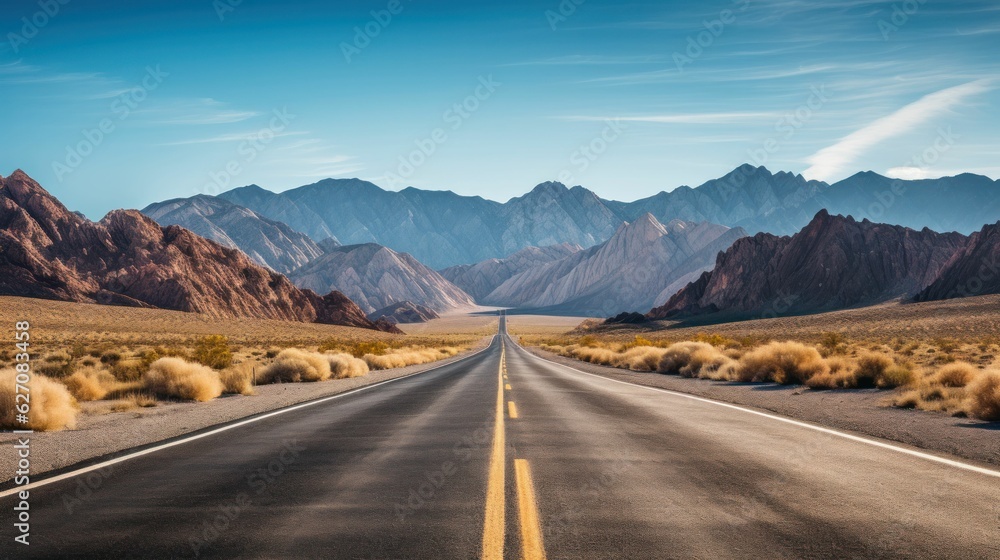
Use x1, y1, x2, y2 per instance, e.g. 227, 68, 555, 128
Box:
3, 315, 999, 559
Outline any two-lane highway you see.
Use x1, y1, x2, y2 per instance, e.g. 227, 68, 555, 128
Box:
3, 315, 999, 558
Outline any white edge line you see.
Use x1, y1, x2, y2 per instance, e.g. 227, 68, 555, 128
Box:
515, 340, 1000, 480
0, 335, 498, 499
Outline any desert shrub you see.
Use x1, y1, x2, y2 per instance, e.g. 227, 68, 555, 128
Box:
34, 360, 72, 378
853, 351, 895, 388
44, 350, 72, 363
805, 356, 857, 389
879, 363, 916, 389
326, 353, 370, 378
111, 358, 146, 382
143, 357, 223, 401
62, 367, 118, 401
363, 348, 450, 370
966, 371, 1000, 421
570, 346, 618, 366
220, 362, 256, 395
819, 332, 848, 355
935, 338, 959, 353
577, 335, 599, 348
193, 335, 233, 369
0, 369, 78, 431
260, 349, 332, 383
614, 347, 667, 371
657, 342, 733, 378
100, 351, 122, 366
734, 341, 829, 384
935, 362, 979, 388
347, 341, 390, 358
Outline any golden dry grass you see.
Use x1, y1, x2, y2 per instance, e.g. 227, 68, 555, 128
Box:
734, 342, 829, 384
967, 372, 1000, 421
260, 349, 332, 383
143, 357, 224, 402
363, 347, 461, 370
62, 367, 118, 401
220, 363, 255, 395
0, 369, 78, 431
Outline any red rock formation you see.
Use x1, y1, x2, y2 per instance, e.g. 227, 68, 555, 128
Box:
0, 170, 397, 332
915, 222, 1000, 302
649, 210, 967, 320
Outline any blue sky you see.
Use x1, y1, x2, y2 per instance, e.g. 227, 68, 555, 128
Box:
1, 0, 998, 218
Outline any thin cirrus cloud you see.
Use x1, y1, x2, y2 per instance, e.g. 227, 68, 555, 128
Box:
802, 79, 993, 182
557, 112, 777, 124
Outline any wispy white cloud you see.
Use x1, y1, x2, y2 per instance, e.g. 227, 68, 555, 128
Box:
556, 112, 778, 124
803, 80, 993, 181
161, 130, 309, 146
137, 98, 261, 125
504, 54, 668, 66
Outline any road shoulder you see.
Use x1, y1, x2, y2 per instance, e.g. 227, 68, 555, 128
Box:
0, 337, 493, 483
526, 346, 1000, 467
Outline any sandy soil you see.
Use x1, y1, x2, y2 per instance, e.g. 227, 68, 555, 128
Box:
0, 336, 493, 483
589, 294, 1000, 344
527, 347, 1000, 468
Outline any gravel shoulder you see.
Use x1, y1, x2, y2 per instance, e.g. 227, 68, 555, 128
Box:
0, 337, 493, 483
527, 347, 1000, 468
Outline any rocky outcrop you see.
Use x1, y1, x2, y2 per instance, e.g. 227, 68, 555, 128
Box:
650, 210, 968, 320
142, 195, 325, 273
0, 170, 393, 331
368, 301, 440, 324
915, 222, 1000, 302
440, 243, 582, 302
288, 243, 476, 314
484, 214, 746, 316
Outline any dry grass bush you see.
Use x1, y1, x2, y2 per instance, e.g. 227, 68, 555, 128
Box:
853, 351, 896, 388
143, 357, 224, 401
805, 356, 858, 389
733, 341, 829, 384
657, 342, 735, 379
111, 358, 146, 382
260, 349, 332, 383
613, 346, 667, 371
364, 347, 460, 370
194, 335, 233, 369
966, 371, 1000, 421
220, 362, 255, 395
934, 362, 978, 387
326, 353, 369, 378
0, 369, 78, 431
62, 367, 118, 401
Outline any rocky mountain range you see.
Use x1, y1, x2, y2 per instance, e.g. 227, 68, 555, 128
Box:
649, 210, 968, 320
0, 170, 392, 331
142, 195, 326, 273
199, 165, 999, 269
367, 301, 440, 324
440, 243, 582, 301
916, 221, 1000, 302
483, 214, 746, 316
287, 243, 475, 314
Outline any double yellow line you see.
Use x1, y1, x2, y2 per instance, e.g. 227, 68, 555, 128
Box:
482, 339, 546, 560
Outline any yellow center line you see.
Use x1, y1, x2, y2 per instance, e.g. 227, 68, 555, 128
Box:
515, 459, 547, 560
505, 383, 512, 390
481, 340, 506, 560
508, 401, 518, 419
